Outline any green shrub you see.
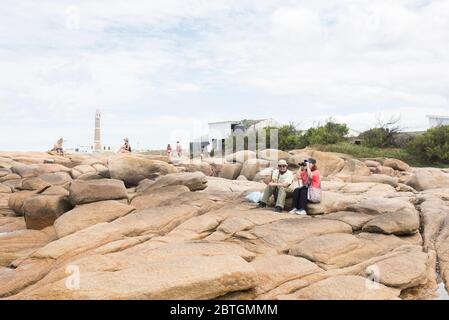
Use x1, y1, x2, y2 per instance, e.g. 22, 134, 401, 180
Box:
305, 120, 349, 145
359, 128, 390, 147
407, 125, 449, 164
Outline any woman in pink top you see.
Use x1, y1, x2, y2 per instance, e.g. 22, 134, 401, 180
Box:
290, 158, 321, 215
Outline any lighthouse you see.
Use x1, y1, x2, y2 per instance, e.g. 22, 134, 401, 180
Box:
94, 109, 101, 152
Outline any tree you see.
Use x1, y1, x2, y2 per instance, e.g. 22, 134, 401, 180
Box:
408, 125, 449, 163
305, 119, 349, 145
359, 115, 403, 148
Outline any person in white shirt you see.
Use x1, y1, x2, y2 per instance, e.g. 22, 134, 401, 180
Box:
258, 159, 294, 212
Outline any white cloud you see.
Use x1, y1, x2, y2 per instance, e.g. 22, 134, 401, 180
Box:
0, 0, 448, 150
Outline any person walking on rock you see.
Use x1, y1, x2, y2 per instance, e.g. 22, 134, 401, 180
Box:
166, 144, 172, 159
258, 159, 294, 212
176, 141, 182, 158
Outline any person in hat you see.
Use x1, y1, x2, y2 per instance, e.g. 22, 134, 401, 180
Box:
258, 159, 294, 212
118, 138, 131, 153
290, 158, 321, 215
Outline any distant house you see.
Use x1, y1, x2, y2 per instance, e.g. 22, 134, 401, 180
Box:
189, 119, 279, 157
427, 115, 449, 128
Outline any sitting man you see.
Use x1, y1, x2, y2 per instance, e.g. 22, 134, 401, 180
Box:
258, 159, 294, 212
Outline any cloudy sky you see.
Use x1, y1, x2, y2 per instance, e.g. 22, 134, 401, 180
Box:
1, 0, 448, 151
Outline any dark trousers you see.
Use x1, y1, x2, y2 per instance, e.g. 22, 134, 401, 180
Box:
292, 187, 308, 210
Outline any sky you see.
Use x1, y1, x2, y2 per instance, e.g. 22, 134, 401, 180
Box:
1, 0, 449, 151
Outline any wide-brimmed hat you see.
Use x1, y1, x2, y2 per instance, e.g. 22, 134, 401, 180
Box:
278, 159, 288, 166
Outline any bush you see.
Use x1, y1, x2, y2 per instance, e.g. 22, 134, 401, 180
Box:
305, 120, 349, 145
407, 125, 449, 164
359, 128, 390, 148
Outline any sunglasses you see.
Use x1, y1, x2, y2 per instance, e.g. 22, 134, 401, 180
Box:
278, 165, 287, 167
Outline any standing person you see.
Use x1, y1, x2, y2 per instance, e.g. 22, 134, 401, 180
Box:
118, 138, 131, 153
176, 141, 182, 158
166, 144, 172, 158
290, 158, 321, 215
258, 159, 294, 212
52, 138, 65, 156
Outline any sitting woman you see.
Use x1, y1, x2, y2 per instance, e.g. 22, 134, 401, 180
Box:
289, 158, 321, 215
118, 138, 131, 153
52, 138, 65, 156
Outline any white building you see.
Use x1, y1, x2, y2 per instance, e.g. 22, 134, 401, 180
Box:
427, 115, 449, 128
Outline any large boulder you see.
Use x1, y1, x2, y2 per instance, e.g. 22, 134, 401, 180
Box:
292, 275, 400, 300
218, 163, 243, 180
54, 200, 135, 238
258, 149, 290, 162
22, 195, 73, 230
406, 168, 449, 191
240, 159, 270, 181
202, 177, 266, 195
131, 186, 190, 210
364, 249, 429, 290
108, 156, 177, 186
350, 174, 399, 188
141, 172, 208, 192
0, 184, 12, 194
225, 150, 257, 164
69, 179, 128, 205
362, 211, 420, 235
0, 229, 54, 266
383, 158, 411, 172
8, 191, 37, 215
16, 178, 50, 192
38, 172, 72, 186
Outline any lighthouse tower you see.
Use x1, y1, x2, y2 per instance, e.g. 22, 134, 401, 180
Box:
94, 109, 101, 152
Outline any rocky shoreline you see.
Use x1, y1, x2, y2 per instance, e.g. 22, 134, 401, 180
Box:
1, 149, 449, 300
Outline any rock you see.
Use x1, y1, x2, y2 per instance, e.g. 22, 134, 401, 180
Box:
218, 163, 242, 180
202, 177, 266, 195
22, 195, 73, 230
225, 150, 257, 164
0, 229, 53, 266
379, 166, 396, 176
38, 172, 72, 186
257, 149, 290, 162
183, 162, 212, 176
239, 217, 353, 253
16, 178, 50, 192
250, 255, 322, 295
292, 275, 400, 300
365, 249, 429, 290
142, 172, 208, 192
70, 165, 96, 179
69, 179, 128, 205
108, 156, 177, 187
351, 174, 399, 187
240, 159, 270, 181
131, 186, 190, 210
364, 160, 381, 168
40, 186, 69, 196
0, 184, 12, 194
0, 217, 26, 233
0, 173, 21, 183
362, 211, 420, 236
383, 158, 411, 172
236, 175, 247, 181
350, 197, 415, 215
320, 211, 375, 231
15, 254, 257, 300
289, 232, 408, 270
8, 191, 37, 215
406, 168, 449, 191
306, 192, 360, 215
54, 200, 135, 238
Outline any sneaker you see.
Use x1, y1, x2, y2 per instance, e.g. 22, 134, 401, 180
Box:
274, 206, 283, 213
296, 210, 307, 215
289, 208, 298, 214
257, 202, 267, 208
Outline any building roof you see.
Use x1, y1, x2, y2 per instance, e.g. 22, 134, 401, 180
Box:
427, 114, 449, 120
208, 120, 240, 125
